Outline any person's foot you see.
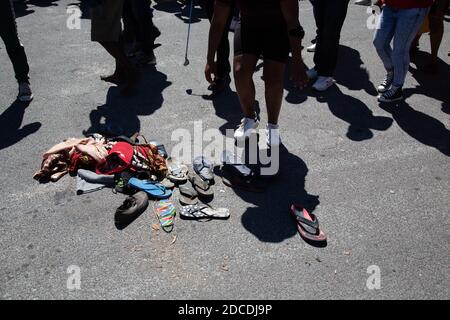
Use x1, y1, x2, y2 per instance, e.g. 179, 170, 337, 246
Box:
234, 117, 259, 141
306, 68, 318, 80
101, 73, 125, 85
378, 85, 404, 103
377, 70, 394, 93
306, 43, 316, 52
18, 82, 33, 102
355, 0, 372, 5
208, 76, 229, 94
266, 124, 281, 148
312, 76, 335, 91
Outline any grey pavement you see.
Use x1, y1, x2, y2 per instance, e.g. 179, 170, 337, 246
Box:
0, 0, 449, 299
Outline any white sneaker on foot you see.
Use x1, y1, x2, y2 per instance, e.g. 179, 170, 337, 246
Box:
234, 117, 259, 141
266, 124, 281, 148
312, 76, 335, 91
18, 82, 33, 102
306, 43, 316, 52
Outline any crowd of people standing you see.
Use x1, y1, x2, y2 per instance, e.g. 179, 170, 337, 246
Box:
1, 0, 449, 146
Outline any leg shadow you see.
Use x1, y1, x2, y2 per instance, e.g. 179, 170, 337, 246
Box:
315, 86, 393, 142
0, 100, 41, 151
379, 101, 450, 156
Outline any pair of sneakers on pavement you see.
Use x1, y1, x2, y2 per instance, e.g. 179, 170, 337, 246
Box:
234, 115, 281, 148
376, 70, 404, 103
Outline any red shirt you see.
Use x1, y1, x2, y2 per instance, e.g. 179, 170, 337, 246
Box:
382, 0, 434, 8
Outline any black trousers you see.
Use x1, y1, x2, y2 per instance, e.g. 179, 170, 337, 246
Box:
123, 0, 156, 55
312, 0, 350, 77
0, 0, 30, 83
201, 0, 234, 79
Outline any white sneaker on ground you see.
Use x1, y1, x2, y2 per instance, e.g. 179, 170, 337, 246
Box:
18, 82, 33, 102
234, 117, 259, 141
266, 124, 281, 148
312, 76, 335, 92
306, 43, 316, 52
306, 68, 318, 80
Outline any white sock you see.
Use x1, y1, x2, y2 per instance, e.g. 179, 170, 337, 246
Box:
267, 123, 279, 130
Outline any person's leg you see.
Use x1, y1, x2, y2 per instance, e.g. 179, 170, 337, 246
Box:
234, 54, 259, 119
312, 0, 326, 71
373, 6, 396, 72
130, 0, 155, 58
392, 7, 429, 88
202, 0, 232, 81
263, 60, 286, 125
0, 0, 30, 84
428, 0, 449, 67
314, 0, 350, 77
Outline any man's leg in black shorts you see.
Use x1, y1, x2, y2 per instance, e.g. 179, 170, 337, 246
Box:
0, 0, 30, 84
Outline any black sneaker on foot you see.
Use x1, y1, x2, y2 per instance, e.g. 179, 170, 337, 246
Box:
377, 70, 394, 93
378, 86, 404, 103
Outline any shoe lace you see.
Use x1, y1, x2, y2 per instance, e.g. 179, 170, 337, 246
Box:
381, 72, 394, 86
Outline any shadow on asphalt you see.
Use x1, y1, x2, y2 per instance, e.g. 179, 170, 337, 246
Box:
214, 143, 322, 245
379, 101, 450, 157
83, 67, 172, 138
0, 100, 41, 151
13, 0, 60, 18
153, 0, 206, 24
334, 45, 378, 96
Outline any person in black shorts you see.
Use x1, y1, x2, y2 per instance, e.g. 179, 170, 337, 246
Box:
205, 0, 308, 147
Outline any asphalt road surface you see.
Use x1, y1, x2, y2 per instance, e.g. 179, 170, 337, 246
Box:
0, 0, 449, 299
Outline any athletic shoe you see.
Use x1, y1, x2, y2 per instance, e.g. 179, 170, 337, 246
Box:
266, 124, 281, 148
312, 76, 335, 91
234, 117, 259, 141
306, 68, 318, 80
378, 86, 404, 103
306, 43, 316, 52
18, 82, 33, 102
355, 0, 372, 5
377, 70, 394, 93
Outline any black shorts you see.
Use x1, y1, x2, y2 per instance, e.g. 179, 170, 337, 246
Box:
234, 20, 290, 63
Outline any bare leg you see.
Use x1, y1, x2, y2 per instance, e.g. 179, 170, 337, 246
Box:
263, 59, 286, 125
98, 40, 140, 93
233, 54, 259, 118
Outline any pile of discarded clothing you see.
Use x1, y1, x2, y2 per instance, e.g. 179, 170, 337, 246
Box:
34, 133, 230, 232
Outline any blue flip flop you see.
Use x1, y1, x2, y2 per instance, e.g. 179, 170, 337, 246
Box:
128, 178, 172, 199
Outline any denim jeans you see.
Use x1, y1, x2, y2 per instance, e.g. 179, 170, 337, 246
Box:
0, 0, 30, 83
373, 5, 429, 87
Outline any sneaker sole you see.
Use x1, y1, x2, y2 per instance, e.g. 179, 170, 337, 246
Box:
377, 96, 404, 103
18, 95, 33, 102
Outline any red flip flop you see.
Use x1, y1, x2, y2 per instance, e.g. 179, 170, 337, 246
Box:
290, 204, 327, 242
